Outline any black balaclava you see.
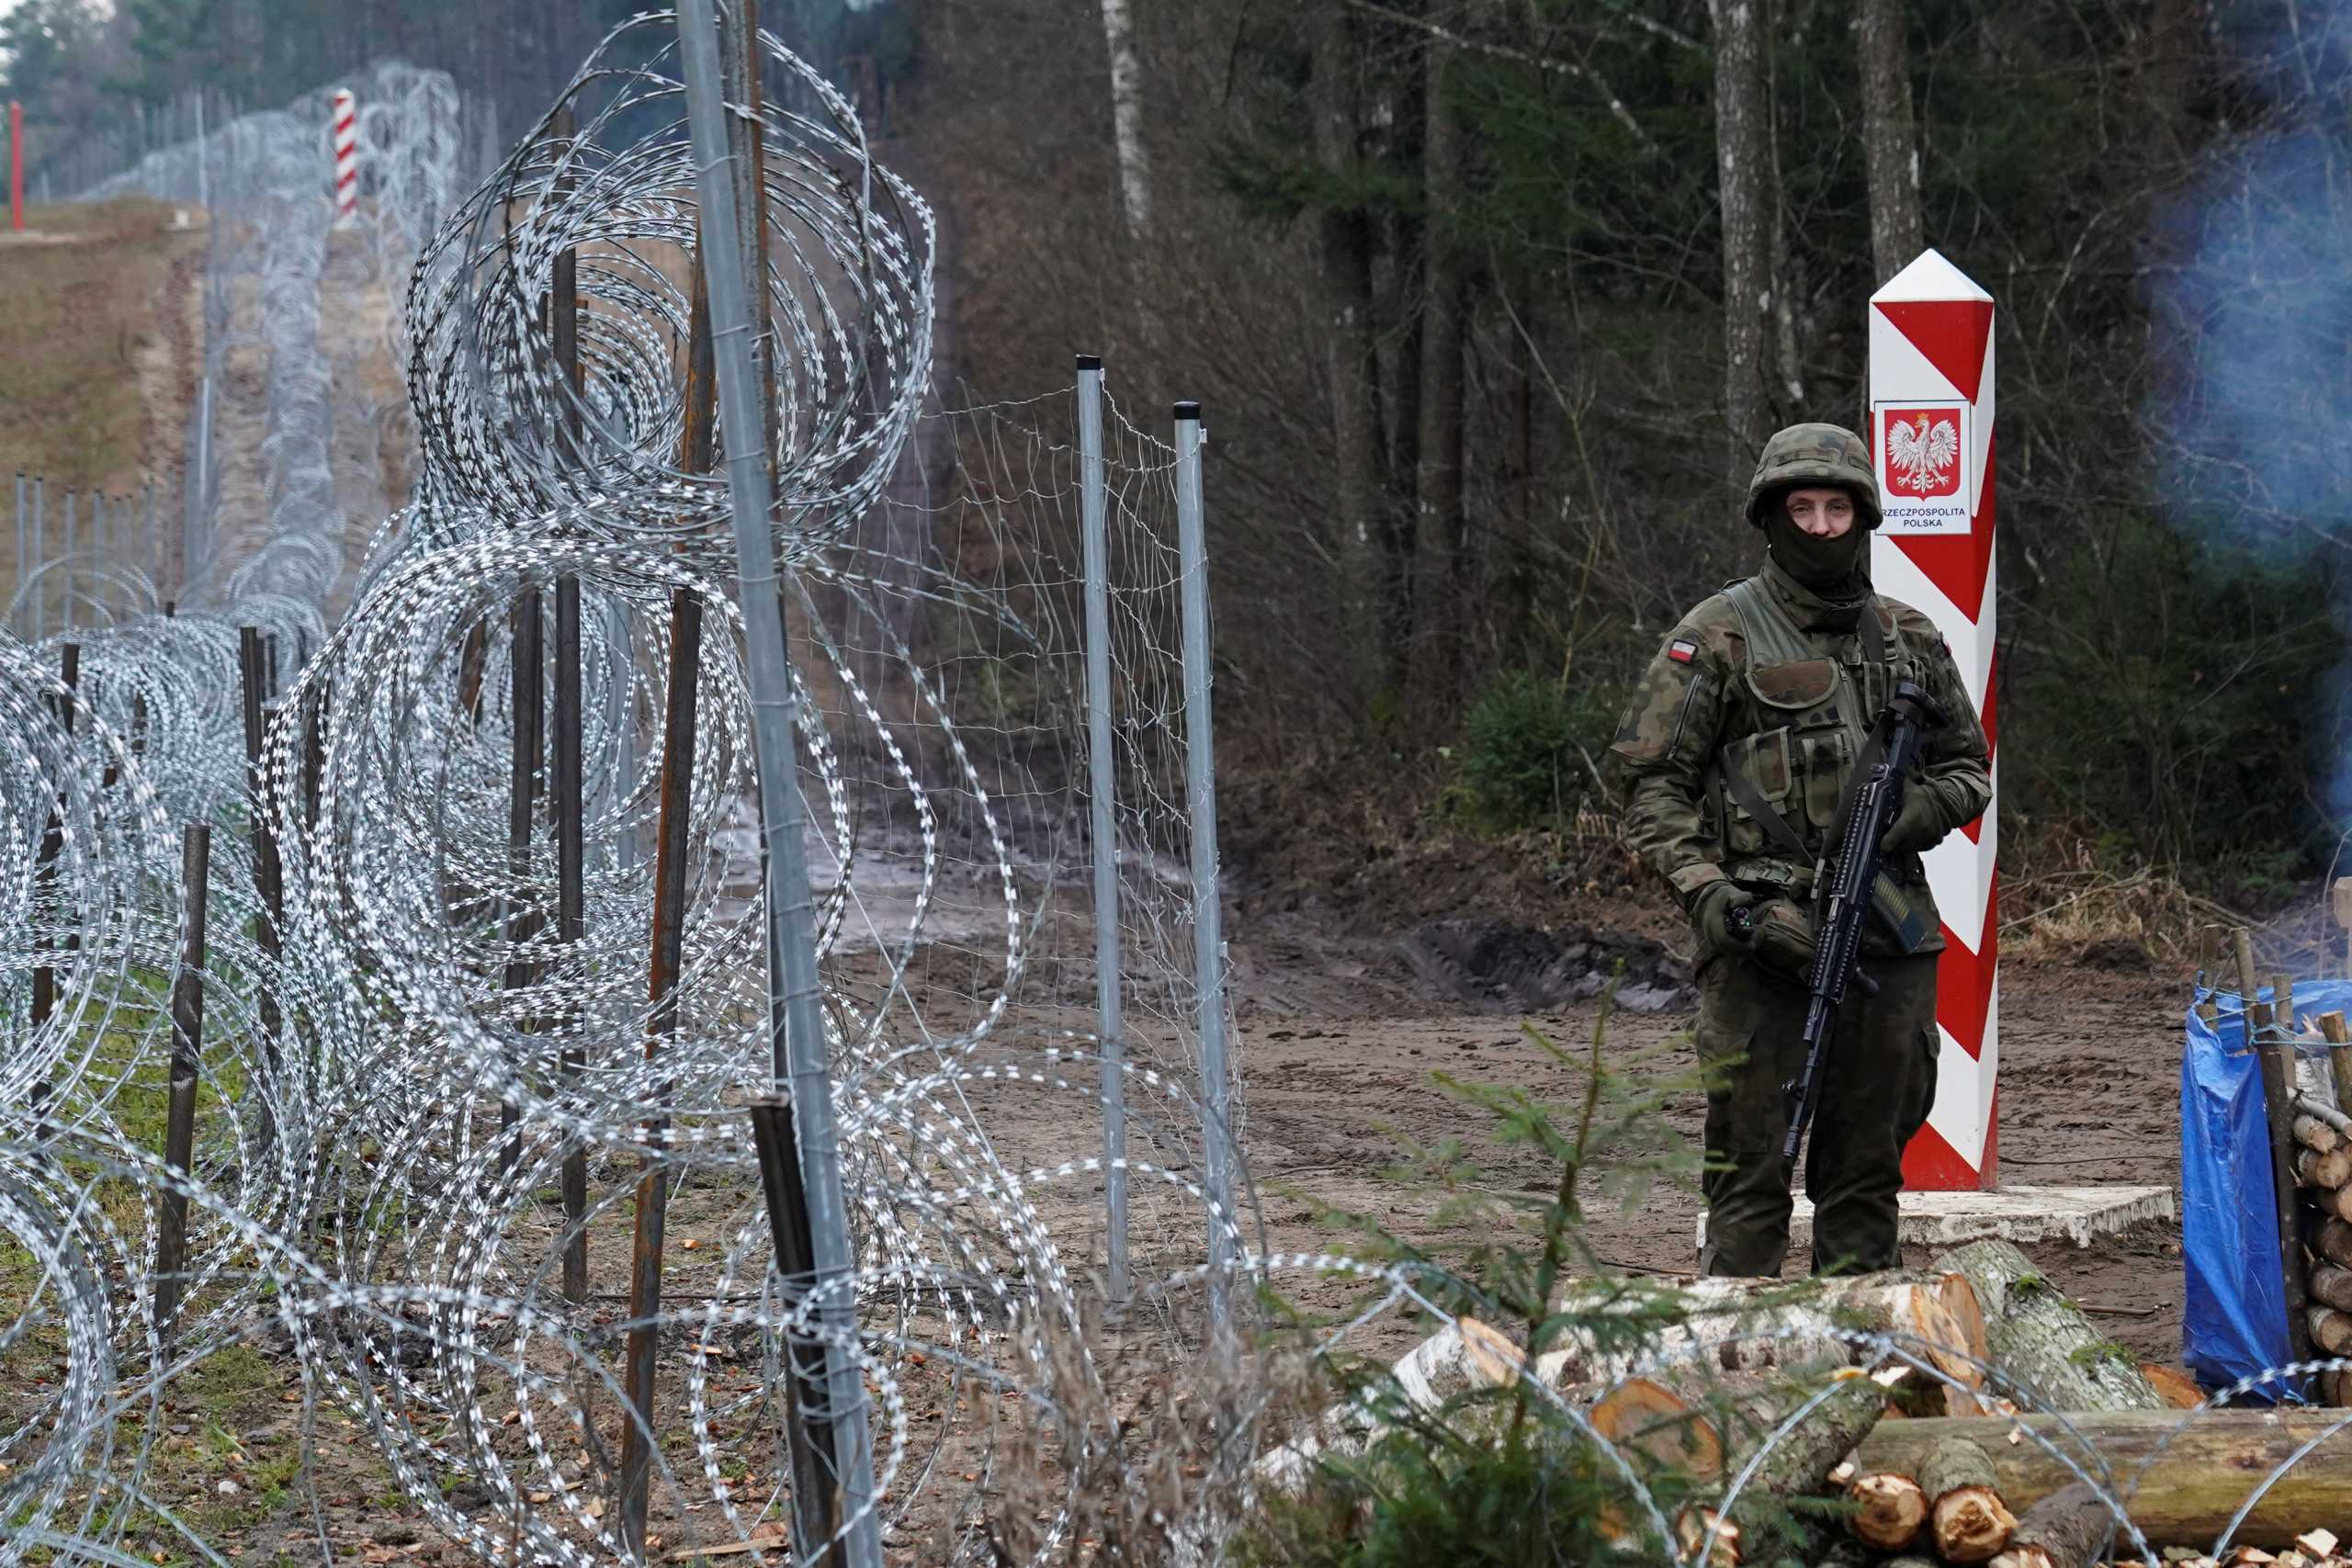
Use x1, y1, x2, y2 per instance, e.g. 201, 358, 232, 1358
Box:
1763, 489, 1869, 594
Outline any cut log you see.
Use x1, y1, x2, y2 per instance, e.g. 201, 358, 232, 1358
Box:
2319, 1008, 2352, 1112
2308, 1306, 2352, 1356
1939, 1270, 1991, 1370
1984, 1483, 2113, 1568
1673, 1507, 1739, 1568
1388, 1314, 1527, 1408
2310, 1263, 2352, 1314
2316, 1217, 2352, 1269
1538, 1273, 1973, 1390
1589, 1375, 1724, 1481
1856, 1410, 2352, 1549
1934, 1240, 2165, 1412
2293, 1111, 2345, 1154
2137, 1361, 2206, 1409
2323, 1185, 2352, 1224
2295, 1145, 2352, 1189
2295, 1095, 2352, 1141
1716, 1368, 1902, 1564
1848, 1471, 1928, 1551
1918, 1434, 2018, 1562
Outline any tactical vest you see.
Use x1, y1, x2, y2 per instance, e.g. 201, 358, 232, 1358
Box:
1704, 575, 1933, 951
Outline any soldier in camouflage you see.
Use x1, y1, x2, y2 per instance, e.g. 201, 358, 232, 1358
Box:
1609, 423, 1991, 1278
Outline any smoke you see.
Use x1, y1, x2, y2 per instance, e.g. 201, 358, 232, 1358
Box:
2145, 2, 2352, 822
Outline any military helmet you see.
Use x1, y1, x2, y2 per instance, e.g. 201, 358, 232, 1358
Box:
1744, 422, 1882, 530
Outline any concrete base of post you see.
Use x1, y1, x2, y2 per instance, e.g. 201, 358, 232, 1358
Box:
1695, 1184, 2177, 1259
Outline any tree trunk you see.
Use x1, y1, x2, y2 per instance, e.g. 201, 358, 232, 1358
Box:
1935, 1239, 2165, 1412
1311, 5, 1396, 694
1857, 0, 1925, 283
1499, 278, 1538, 669
1416, 30, 1468, 707
1709, 0, 1776, 491
1857, 1410, 2352, 1549
1098, 0, 1151, 236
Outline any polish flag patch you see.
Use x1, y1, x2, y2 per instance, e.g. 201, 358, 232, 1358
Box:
1667, 639, 1698, 664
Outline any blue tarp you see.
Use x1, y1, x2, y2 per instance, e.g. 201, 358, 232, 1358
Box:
2181, 980, 2348, 1400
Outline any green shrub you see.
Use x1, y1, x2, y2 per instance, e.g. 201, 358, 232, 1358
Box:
1237, 981, 1736, 1567
1452, 671, 1623, 831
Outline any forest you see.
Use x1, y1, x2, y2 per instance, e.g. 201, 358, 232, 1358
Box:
8, 0, 2348, 897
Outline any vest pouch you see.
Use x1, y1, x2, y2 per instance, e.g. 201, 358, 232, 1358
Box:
1717, 728, 1795, 857
1746, 657, 1840, 717
1799, 730, 1853, 830
1853, 657, 1904, 728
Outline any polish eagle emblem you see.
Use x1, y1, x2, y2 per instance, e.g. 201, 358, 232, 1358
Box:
1885, 412, 1961, 496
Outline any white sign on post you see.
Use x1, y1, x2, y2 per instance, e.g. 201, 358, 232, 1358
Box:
1872, 400, 1974, 535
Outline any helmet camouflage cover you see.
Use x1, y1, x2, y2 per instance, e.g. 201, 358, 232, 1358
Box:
1745, 422, 1882, 530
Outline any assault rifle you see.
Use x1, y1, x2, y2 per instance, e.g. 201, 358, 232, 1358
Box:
1778, 678, 1948, 1179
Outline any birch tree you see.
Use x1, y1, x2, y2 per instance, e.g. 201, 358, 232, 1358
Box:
1099, 0, 1150, 235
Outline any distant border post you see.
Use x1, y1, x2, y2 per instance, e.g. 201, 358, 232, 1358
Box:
332, 89, 357, 226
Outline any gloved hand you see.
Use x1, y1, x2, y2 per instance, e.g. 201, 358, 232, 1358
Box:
1881, 786, 1944, 854
1690, 881, 1757, 956
1747, 897, 1817, 977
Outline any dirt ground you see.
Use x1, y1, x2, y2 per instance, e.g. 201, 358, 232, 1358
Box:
952, 890, 2193, 1386
1206, 906, 2190, 1366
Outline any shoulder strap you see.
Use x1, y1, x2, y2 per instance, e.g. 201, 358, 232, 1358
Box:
1723, 577, 1813, 668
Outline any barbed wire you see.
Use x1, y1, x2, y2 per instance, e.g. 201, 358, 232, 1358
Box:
11, 14, 2337, 1568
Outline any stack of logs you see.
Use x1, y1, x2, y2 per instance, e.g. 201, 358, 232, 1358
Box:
1360, 1236, 2352, 1568
2210, 933, 2352, 1406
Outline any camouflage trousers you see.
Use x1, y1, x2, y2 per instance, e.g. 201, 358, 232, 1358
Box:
1694, 950, 1939, 1277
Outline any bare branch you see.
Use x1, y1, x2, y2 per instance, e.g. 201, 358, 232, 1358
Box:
1340, 0, 1658, 156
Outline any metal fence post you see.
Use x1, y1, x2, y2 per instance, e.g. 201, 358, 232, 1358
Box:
674, 4, 882, 1562
1173, 400, 1237, 1333
1076, 355, 1128, 1303
29, 477, 41, 640
12, 473, 23, 637
548, 101, 590, 1313
502, 581, 545, 1173
61, 487, 74, 629
155, 821, 211, 1359
239, 627, 283, 1153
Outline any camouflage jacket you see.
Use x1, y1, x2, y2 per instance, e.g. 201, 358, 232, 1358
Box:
1608, 559, 1992, 954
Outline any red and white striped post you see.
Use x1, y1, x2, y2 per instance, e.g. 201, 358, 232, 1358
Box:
10, 100, 24, 232
1869, 249, 1999, 1192
331, 89, 358, 227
